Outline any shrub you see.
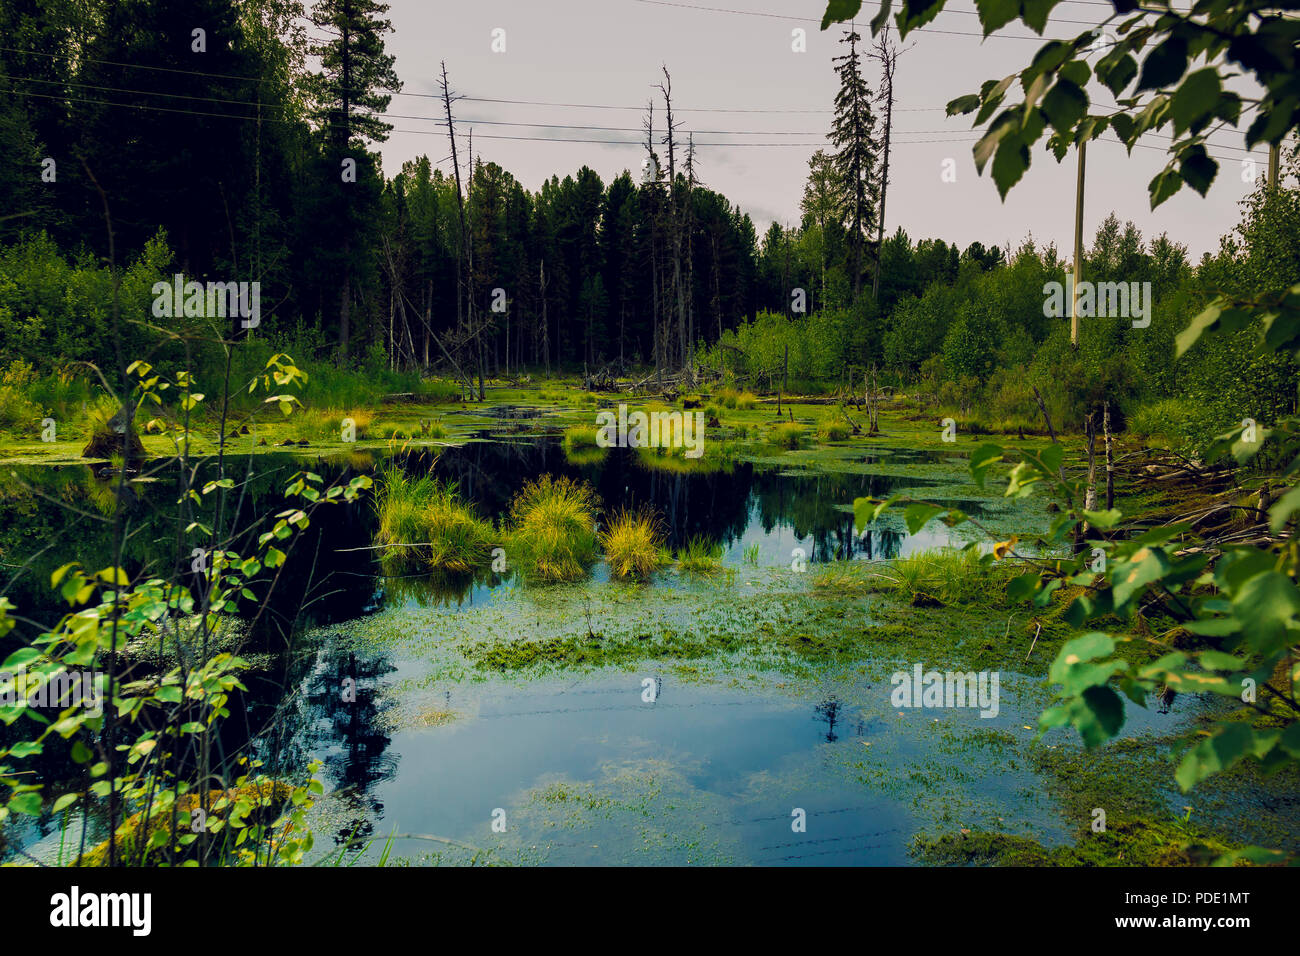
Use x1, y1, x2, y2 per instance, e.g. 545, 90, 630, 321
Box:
0, 361, 41, 432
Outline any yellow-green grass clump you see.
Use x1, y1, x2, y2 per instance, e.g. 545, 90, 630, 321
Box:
770, 421, 807, 449
374, 466, 495, 573
716, 386, 757, 410
562, 424, 602, 452
600, 509, 666, 579
301, 407, 375, 442
507, 474, 601, 582
817, 419, 851, 441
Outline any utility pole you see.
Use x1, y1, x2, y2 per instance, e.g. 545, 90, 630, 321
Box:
1071, 139, 1086, 347
1268, 142, 1280, 191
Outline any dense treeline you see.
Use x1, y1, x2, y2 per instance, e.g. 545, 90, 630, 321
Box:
0, 0, 1297, 459
0, 0, 889, 380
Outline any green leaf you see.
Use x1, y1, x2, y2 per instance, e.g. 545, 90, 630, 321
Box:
853, 493, 900, 529
1171, 69, 1220, 134
1041, 79, 1087, 135
8, 791, 42, 816
1075, 685, 1126, 747
1019, 0, 1057, 33
820, 0, 863, 30
947, 93, 981, 116
973, 0, 1018, 35
8, 740, 42, 758
1232, 571, 1300, 654
1006, 572, 1042, 602
969, 443, 1004, 487
1179, 145, 1217, 197
1137, 34, 1189, 92
1049, 632, 1115, 683
1100, 53, 1137, 97
1268, 486, 1300, 532
154, 685, 183, 704
903, 503, 946, 534
1148, 166, 1183, 207
0, 647, 41, 672
1082, 509, 1122, 530
1111, 546, 1171, 609
1175, 722, 1254, 791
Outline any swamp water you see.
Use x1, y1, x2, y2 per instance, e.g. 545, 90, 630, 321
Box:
2, 435, 1293, 864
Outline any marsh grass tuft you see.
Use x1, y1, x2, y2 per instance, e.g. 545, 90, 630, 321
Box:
374, 465, 495, 573
676, 535, 724, 574
599, 508, 666, 579
301, 407, 374, 441
865, 548, 1007, 606
817, 420, 851, 442
562, 424, 602, 454
769, 421, 806, 449
507, 474, 600, 582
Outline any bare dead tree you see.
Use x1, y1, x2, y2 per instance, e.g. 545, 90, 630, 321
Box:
867, 25, 907, 301
439, 61, 484, 400
642, 96, 663, 386
657, 65, 687, 375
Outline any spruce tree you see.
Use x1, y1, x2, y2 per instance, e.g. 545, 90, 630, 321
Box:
830, 28, 880, 301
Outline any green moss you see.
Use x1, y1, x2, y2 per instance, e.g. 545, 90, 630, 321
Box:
912, 817, 1239, 866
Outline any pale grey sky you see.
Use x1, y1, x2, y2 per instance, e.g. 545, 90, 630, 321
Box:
375, 0, 1267, 259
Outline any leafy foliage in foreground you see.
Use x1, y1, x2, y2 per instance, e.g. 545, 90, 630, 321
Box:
0, 353, 371, 865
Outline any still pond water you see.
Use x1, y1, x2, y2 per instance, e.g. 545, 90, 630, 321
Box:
2, 434, 1281, 864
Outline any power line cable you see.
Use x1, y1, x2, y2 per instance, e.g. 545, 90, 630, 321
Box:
3, 81, 1266, 161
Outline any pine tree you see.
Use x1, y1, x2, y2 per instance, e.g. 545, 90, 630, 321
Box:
304, 0, 402, 359
830, 29, 880, 301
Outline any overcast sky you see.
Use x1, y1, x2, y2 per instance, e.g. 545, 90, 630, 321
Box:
374, 0, 1268, 260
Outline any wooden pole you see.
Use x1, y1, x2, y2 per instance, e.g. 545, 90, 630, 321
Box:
1071, 140, 1086, 347
1268, 143, 1280, 191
